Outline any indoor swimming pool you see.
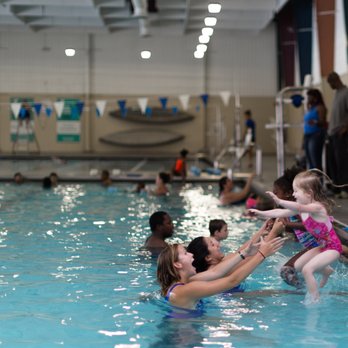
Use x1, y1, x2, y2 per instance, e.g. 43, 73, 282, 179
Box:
0, 182, 347, 347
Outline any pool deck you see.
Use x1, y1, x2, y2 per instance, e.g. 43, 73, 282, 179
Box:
0, 152, 347, 228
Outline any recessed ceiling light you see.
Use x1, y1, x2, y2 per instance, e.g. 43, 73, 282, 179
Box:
194, 51, 204, 59
208, 3, 221, 14
202, 27, 214, 36
196, 44, 207, 53
141, 50, 151, 59
204, 17, 217, 27
199, 35, 210, 44
65, 48, 75, 57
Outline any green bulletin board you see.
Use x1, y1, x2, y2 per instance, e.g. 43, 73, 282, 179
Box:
56, 99, 81, 142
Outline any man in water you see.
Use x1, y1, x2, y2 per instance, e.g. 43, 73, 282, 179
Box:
144, 211, 174, 255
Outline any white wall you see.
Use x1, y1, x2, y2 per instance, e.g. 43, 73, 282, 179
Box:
207, 25, 277, 96
0, 25, 277, 96
0, 26, 278, 154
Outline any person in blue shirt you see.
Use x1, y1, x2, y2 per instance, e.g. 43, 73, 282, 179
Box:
303, 89, 327, 170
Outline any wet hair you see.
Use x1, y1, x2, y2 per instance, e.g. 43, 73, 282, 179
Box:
180, 149, 189, 157
187, 237, 210, 273
209, 219, 227, 236
273, 166, 304, 198
218, 176, 228, 195
244, 110, 252, 117
14, 172, 22, 178
149, 211, 168, 232
293, 171, 334, 213
136, 182, 145, 193
307, 89, 326, 107
158, 172, 171, 184
280, 266, 304, 289
13, 172, 24, 184
157, 244, 181, 296
101, 170, 110, 179
42, 177, 52, 189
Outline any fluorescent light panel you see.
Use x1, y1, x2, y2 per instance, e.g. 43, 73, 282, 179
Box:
208, 3, 221, 14
204, 17, 217, 26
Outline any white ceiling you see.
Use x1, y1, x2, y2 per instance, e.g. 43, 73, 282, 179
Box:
0, 0, 288, 35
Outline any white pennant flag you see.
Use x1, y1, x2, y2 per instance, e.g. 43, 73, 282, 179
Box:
11, 102, 22, 119
96, 100, 107, 117
219, 91, 231, 106
179, 94, 190, 111
137, 97, 148, 114
54, 101, 65, 118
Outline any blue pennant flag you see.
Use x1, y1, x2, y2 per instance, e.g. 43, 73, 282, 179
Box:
45, 106, 52, 117
71, 105, 79, 120
159, 97, 168, 110
33, 103, 42, 116
96, 107, 101, 117
76, 101, 84, 116
172, 106, 178, 115
200, 94, 209, 107
19, 107, 27, 118
145, 107, 152, 118
118, 100, 127, 117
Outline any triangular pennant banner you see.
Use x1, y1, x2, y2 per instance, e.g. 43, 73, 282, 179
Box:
19, 107, 27, 118
33, 103, 42, 116
172, 106, 178, 115
54, 101, 65, 118
71, 105, 79, 120
145, 107, 152, 118
159, 97, 168, 109
76, 101, 84, 116
11, 102, 22, 119
178, 95, 190, 111
96, 100, 107, 117
219, 91, 231, 106
200, 94, 209, 107
118, 99, 127, 117
137, 98, 148, 114
45, 106, 52, 117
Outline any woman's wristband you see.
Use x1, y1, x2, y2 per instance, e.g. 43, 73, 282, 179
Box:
238, 250, 246, 260
258, 249, 266, 259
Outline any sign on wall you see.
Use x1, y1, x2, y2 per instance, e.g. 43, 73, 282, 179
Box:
10, 97, 35, 143
56, 99, 81, 142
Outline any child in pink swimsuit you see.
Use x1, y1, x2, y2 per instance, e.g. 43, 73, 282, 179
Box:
250, 170, 342, 304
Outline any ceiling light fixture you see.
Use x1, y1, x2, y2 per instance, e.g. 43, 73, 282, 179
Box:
204, 17, 217, 27
141, 50, 151, 59
194, 51, 204, 59
208, 3, 221, 14
65, 48, 76, 57
196, 44, 207, 53
202, 27, 214, 36
199, 35, 210, 44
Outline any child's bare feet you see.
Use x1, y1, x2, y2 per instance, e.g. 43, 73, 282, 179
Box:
320, 267, 334, 288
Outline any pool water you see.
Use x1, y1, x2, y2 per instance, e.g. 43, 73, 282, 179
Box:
0, 183, 347, 347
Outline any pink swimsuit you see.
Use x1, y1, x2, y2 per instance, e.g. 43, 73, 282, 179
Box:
302, 215, 342, 253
